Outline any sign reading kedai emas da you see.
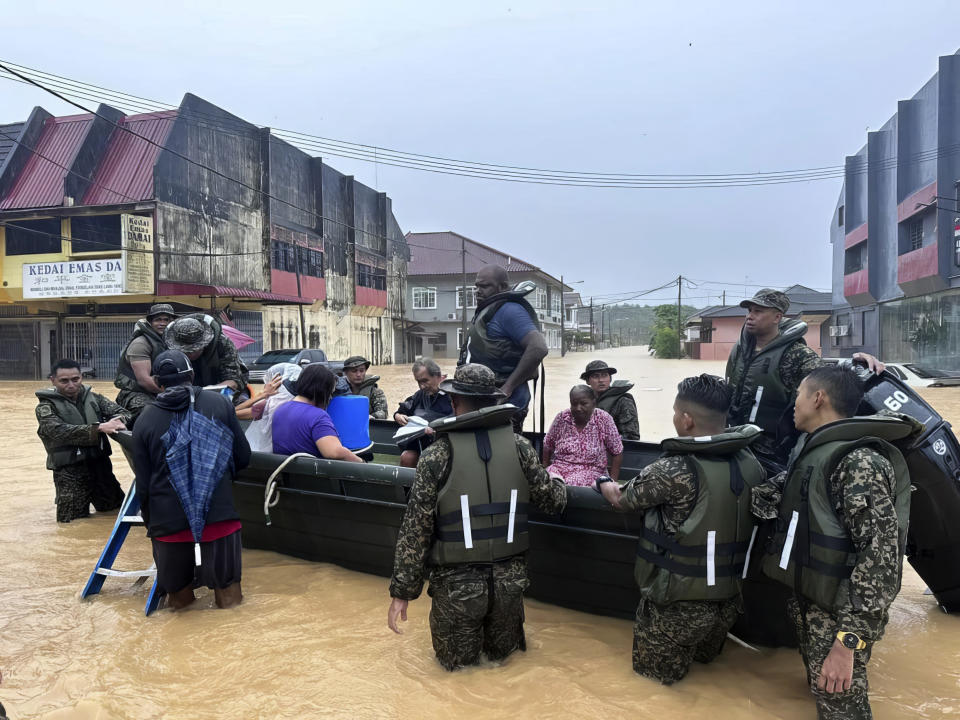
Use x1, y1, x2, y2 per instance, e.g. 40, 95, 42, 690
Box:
22, 259, 124, 298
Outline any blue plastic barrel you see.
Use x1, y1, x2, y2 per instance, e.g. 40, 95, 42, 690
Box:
326, 395, 373, 453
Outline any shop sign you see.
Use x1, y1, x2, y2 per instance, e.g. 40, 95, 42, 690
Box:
22, 258, 124, 298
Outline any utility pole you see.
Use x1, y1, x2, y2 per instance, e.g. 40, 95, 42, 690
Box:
560, 275, 566, 357
589, 297, 594, 350
722, 289, 726, 306
677, 275, 683, 359
398, 268, 407, 362
460, 235, 468, 349
294, 245, 307, 345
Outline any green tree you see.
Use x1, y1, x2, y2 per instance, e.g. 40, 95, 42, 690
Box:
650, 327, 680, 358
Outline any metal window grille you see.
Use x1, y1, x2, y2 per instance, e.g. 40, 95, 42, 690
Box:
231, 310, 263, 364
909, 220, 924, 251
63, 319, 137, 381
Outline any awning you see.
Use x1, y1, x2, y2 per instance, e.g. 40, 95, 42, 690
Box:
157, 282, 311, 305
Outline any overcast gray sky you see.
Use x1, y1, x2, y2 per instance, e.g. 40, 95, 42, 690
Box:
3, 1, 959, 306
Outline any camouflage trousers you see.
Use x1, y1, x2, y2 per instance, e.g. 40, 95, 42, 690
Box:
115, 389, 153, 426
633, 597, 741, 684
427, 563, 528, 671
788, 597, 874, 720
52, 457, 125, 523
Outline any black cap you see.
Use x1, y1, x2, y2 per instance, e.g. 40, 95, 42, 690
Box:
153, 349, 194, 387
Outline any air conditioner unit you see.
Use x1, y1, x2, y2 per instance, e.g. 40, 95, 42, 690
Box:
829, 325, 850, 337
447, 313, 458, 320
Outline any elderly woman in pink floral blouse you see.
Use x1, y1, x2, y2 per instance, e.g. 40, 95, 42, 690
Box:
541, 385, 623, 488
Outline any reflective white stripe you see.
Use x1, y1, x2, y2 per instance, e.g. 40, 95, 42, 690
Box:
779, 511, 799, 569
694, 436, 713, 442
742, 525, 759, 579
748, 386, 764, 423
194, 542, 202, 567
506, 489, 518, 544
706, 531, 717, 586
460, 495, 473, 549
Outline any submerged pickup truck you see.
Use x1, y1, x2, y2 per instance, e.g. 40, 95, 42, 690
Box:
246, 348, 345, 382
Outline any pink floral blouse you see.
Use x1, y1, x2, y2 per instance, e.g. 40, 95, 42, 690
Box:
544, 408, 623, 487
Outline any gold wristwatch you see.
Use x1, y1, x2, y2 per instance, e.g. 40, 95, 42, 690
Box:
836, 631, 867, 650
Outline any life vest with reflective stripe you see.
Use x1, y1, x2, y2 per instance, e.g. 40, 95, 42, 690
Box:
429, 405, 530, 565
727, 319, 807, 432
634, 425, 766, 604
114, 320, 166, 393
761, 415, 913, 611
458, 290, 540, 385
36, 386, 110, 470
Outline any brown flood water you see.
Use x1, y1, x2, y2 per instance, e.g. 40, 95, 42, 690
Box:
1, 346, 958, 719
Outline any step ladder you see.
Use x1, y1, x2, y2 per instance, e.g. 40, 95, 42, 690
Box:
81, 482, 164, 615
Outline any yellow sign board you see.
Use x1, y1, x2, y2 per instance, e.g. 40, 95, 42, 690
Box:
121, 214, 154, 294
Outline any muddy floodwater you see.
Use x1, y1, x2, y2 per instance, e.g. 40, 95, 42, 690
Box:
1, 346, 958, 718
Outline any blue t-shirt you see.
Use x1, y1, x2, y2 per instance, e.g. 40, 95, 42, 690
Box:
271, 401, 339, 457
486, 302, 537, 345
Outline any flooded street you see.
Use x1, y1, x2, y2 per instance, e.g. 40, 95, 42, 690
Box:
1, 346, 958, 718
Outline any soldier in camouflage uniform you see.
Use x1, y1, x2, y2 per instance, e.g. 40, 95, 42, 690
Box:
755, 365, 915, 719
342, 355, 388, 419
599, 374, 765, 684
581, 360, 640, 440
163, 313, 248, 402
387, 364, 567, 670
36, 359, 130, 522
114, 303, 177, 421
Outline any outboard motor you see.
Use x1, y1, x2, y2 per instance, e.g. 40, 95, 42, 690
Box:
852, 365, 960, 612
327, 395, 374, 454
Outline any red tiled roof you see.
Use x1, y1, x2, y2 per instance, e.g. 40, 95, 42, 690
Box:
84, 111, 177, 205
405, 231, 538, 276
0, 114, 93, 210
157, 281, 311, 304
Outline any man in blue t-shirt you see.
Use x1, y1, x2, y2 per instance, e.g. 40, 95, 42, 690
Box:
459, 265, 548, 431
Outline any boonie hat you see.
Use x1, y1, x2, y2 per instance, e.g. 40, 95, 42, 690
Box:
580, 359, 618, 381
343, 355, 371, 370
740, 289, 790, 314
165, 317, 216, 354
439, 364, 506, 398
152, 349, 194, 386
146, 303, 177, 320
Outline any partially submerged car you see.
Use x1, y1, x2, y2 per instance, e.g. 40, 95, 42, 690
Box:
247, 348, 345, 382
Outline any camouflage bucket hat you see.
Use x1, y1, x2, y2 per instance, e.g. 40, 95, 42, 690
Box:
164, 317, 215, 354
580, 359, 618, 381
740, 288, 789, 314
146, 303, 177, 320
342, 355, 371, 370
439, 363, 506, 398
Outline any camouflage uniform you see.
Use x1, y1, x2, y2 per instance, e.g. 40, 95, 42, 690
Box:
726, 340, 822, 461
753, 448, 901, 719
603, 392, 641, 441
389, 433, 567, 670
619, 456, 742, 684
36, 391, 129, 523
367, 386, 388, 420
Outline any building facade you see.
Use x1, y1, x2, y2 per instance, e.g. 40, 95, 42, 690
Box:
403, 231, 567, 360
686, 285, 831, 361
0, 95, 408, 379
829, 49, 960, 369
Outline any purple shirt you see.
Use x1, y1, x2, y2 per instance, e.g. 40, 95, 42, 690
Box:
271, 400, 339, 456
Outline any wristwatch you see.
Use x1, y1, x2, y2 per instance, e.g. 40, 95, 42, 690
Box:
836, 631, 867, 650
596, 475, 614, 487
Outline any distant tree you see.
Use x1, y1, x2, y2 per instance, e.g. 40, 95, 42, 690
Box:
650, 327, 680, 358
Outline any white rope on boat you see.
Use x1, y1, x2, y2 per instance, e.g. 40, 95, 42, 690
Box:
263, 453, 318, 525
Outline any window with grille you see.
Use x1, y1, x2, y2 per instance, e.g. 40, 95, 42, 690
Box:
456, 286, 477, 309
357, 262, 386, 290
909, 219, 924, 251
4, 218, 62, 255
412, 287, 436, 309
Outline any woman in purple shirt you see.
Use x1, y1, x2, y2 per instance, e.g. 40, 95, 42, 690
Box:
272, 364, 364, 463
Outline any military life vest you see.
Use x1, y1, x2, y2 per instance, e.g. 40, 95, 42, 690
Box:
350, 375, 381, 398
727, 319, 808, 432
428, 405, 530, 566
596, 380, 634, 414
180, 313, 225, 387
114, 319, 167, 393
761, 415, 913, 612
36, 386, 110, 470
458, 288, 541, 385
635, 425, 766, 605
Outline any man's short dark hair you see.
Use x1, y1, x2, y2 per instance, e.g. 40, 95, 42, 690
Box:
803, 365, 864, 417
50, 359, 81, 376
570, 384, 597, 401
676, 374, 732, 417
297, 363, 337, 408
